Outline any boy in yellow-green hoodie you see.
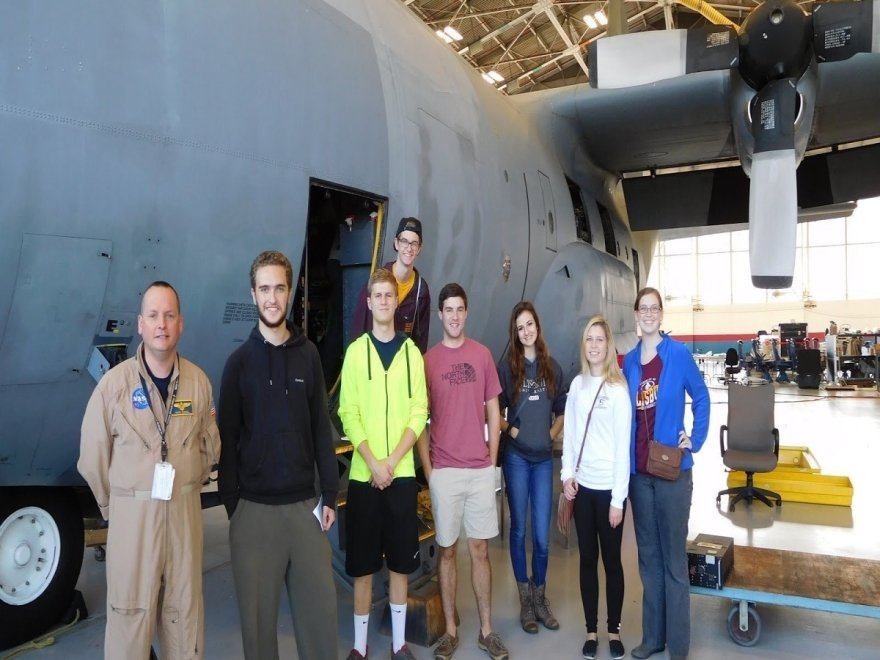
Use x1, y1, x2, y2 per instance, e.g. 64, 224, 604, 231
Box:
339, 267, 428, 660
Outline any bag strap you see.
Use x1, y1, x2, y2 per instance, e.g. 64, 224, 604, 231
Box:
574, 381, 604, 477
643, 405, 687, 459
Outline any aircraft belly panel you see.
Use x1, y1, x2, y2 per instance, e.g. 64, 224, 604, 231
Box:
0, 234, 111, 385
533, 242, 637, 383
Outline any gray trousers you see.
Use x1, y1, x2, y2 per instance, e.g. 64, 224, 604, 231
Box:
230, 498, 338, 660
629, 469, 693, 657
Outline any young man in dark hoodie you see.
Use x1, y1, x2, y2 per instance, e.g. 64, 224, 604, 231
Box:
218, 250, 339, 660
351, 216, 431, 353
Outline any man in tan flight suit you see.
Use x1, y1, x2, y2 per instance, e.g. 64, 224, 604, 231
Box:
79, 281, 220, 660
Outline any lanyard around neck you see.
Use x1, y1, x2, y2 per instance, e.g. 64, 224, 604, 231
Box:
138, 359, 179, 463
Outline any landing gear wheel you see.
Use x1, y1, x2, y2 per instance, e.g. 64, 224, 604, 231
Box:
726, 602, 761, 646
0, 488, 84, 650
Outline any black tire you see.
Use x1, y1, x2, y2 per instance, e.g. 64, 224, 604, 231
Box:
0, 488, 85, 650
726, 602, 761, 646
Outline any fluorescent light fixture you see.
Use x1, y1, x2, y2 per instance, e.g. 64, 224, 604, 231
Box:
436, 29, 453, 44
595, 10, 608, 26
443, 26, 464, 41
584, 15, 598, 29
487, 70, 504, 82
481, 72, 495, 84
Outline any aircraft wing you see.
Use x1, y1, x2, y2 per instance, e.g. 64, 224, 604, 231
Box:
812, 55, 880, 147
572, 70, 737, 174
566, 0, 880, 288
552, 52, 880, 283
570, 51, 880, 187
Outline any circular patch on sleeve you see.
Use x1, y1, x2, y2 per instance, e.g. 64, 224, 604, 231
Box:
132, 387, 149, 410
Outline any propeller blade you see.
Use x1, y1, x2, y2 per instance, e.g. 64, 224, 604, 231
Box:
748, 79, 798, 289
588, 26, 738, 89
749, 152, 797, 289
813, 0, 880, 63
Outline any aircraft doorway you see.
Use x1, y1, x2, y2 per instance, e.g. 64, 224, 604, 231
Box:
293, 180, 386, 394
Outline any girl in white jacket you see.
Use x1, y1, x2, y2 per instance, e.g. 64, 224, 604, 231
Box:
561, 315, 631, 660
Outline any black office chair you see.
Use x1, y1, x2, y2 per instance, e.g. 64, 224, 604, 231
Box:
724, 347, 741, 383
716, 383, 782, 510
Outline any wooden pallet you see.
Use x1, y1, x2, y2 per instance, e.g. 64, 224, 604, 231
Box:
692, 546, 880, 646
725, 547, 880, 607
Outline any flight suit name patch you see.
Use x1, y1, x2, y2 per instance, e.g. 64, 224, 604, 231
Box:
171, 400, 193, 416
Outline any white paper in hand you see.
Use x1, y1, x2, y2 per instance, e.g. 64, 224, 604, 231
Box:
313, 496, 325, 529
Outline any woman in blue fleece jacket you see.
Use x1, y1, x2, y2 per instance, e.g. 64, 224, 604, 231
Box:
622, 287, 710, 660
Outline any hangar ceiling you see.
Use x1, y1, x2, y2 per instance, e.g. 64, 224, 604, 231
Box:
402, 0, 818, 95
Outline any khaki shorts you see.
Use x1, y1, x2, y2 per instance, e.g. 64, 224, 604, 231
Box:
429, 465, 498, 546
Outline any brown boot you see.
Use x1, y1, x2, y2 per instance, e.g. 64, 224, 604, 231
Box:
516, 581, 538, 634
531, 579, 559, 630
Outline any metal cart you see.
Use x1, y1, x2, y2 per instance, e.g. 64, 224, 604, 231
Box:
690, 546, 880, 646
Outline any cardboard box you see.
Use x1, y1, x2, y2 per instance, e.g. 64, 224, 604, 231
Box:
687, 534, 734, 589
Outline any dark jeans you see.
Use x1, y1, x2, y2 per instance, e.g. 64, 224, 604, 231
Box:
629, 469, 693, 657
502, 449, 553, 585
573, 486, 626, 633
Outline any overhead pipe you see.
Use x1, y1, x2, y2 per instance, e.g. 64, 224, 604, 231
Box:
675, 0, 739, 28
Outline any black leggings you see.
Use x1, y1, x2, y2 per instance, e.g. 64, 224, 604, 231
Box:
573, 486, 626, 634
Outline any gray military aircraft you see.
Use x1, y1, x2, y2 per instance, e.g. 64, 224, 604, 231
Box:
1, 0, 879, 649
0, 0, 640, 647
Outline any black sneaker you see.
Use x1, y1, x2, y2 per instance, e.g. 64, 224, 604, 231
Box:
609, 638, 626, 660
581, 638, 598, 659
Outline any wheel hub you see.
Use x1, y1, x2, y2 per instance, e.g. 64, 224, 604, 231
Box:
13, 542, 33, 567
0, 507, 61, 606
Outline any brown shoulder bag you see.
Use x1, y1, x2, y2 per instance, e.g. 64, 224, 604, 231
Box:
646, 440, 682, 480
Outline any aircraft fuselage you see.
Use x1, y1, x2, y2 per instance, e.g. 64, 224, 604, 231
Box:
0, 0, 640, 490
0, 0, 643, 647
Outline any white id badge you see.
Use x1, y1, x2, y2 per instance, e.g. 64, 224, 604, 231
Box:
151, 462, 175, 500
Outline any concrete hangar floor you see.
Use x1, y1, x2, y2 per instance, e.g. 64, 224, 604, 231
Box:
15, 384, 880, 659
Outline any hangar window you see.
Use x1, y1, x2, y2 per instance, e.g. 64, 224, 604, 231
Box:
597, 202, 616, 255
648, 197, 880, 305
566, 177, 591, 244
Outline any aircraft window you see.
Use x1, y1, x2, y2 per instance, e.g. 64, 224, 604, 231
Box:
632, 248, 641, 290
548, 211, 554, 234
597, 202, 616, 255
566, 177, 591, 243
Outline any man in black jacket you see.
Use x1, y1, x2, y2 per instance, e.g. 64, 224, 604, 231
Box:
218, 250, 339, 660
